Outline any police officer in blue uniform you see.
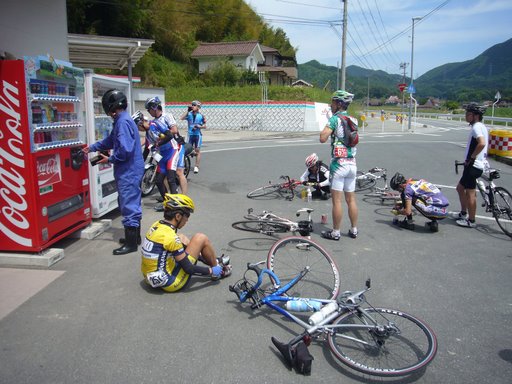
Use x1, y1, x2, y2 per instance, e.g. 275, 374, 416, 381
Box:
84, 89, 144, 255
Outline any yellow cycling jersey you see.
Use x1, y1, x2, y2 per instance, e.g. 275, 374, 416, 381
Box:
141, 220, 195, 292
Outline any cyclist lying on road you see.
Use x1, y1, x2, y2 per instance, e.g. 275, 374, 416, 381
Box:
300, 153, 330, 200
141, 194, 231, 292
390, 172, 449, 232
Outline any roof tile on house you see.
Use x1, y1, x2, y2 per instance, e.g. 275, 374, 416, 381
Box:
260, 45, 279, 53
191, 41, 260, 57
258, 65, 298, 79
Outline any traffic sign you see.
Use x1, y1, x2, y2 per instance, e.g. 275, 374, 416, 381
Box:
407, 84, 416, 94
495, 91, 501, 101
398, 83, 407, 92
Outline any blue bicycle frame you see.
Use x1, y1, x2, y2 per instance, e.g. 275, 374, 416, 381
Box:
238, 264, 334, 330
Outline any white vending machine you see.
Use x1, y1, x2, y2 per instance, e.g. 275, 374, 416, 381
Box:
83, 72, 131, 218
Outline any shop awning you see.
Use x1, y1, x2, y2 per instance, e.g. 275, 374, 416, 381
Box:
67, 33, 154, 70
67, 33, 154, 112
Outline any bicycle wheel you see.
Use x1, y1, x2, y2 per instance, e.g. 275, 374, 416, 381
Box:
328, 307, 437, 377
247, 184, 282, 198
278, 185, 296, 201
266, 236, 340, 300
184, 154, 191, 178
355, 172, 376, 192
492, 186, 512, 238
232, 220, 289, 235
141, 166, 156, 197
364, 191, 400, 205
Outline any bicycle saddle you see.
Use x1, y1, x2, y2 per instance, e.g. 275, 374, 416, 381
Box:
296, 208, 314, 215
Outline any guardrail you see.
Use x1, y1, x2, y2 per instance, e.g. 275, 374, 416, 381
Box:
406, 112, 512, 127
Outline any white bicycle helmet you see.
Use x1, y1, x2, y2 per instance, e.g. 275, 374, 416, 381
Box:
332, 90, 354, 103
305, 153, 319, 168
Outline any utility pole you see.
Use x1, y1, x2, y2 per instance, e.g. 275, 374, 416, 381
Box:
408, 17, 421, 132
341, 0, 348, 90
366, 76, 370, 114
399, 62, 408, 117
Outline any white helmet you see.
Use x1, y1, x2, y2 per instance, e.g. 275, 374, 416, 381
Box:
305, 153, 318, 168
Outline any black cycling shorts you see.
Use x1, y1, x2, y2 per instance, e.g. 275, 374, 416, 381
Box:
459, 165, 483, 190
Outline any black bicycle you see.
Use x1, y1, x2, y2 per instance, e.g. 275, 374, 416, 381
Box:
455, 160, 512, 238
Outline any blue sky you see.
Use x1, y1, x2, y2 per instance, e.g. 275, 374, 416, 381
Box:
247, 0, 512, 78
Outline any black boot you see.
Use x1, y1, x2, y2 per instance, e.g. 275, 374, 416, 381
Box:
119, 226, 141, 245
113, 227, 138, 255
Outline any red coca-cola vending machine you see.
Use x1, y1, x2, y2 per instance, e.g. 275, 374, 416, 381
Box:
0, 56, 92, 252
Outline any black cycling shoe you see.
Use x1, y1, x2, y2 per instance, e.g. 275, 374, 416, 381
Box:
426, 220, 439, 232
394, 218, 415, 230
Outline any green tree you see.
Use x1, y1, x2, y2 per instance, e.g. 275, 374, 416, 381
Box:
444, 100, 459, 111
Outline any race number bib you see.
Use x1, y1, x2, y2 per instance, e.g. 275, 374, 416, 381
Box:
333, 144, 348, 158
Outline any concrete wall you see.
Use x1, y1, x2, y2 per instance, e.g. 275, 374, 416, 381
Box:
165, 101, 330, 132
1, 0, 69, 61
132, 87, 165, 116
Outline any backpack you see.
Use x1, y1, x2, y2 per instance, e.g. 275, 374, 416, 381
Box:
336, 114, 359, 147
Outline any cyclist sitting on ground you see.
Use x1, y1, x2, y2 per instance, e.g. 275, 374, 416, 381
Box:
300, 153, 330, 200
390, 172, 450, 232
141, 194, 231, 292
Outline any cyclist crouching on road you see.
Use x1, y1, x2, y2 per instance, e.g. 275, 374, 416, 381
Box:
301, 153, 330, 200
141, 194, 231, 292
390, 172, 449, 232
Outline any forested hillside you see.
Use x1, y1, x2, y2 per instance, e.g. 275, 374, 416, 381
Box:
66, 0, 296, 89
298, 38, 512, 102
298, 60, 403, 98
415, 38, 512, 101
66, 1, 511, 103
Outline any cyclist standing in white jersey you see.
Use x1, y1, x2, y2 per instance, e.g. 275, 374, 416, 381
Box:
455, 103, 489, 228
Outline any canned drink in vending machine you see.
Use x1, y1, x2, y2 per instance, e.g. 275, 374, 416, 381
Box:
321, 214, 328, 224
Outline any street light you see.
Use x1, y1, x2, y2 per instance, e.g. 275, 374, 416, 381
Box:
408, 16, 422, 131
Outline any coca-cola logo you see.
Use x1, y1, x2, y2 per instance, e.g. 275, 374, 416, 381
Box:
0, 73, 32, 247
37, 154, 61, 187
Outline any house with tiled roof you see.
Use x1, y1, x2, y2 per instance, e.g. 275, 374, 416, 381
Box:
191, 41, 297, 86
191, 41, 264, 74
258, 44, 297, 86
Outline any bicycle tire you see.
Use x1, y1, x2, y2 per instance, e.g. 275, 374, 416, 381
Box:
355, 171, 377, 192
364, 191, 400, 205
184, 155, 191, 178
492, 186, 512, 238
141, 166, 156, 197
328, 307, 437, 377
247, 184, 282, 198
278, 186, 296, 201
232, 220, 290, 235
266, 236, 340, 300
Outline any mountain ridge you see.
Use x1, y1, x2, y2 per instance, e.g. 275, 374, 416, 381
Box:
298, 38, 512, 101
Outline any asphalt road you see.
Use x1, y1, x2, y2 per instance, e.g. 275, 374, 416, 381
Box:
1, 119, 511, 384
